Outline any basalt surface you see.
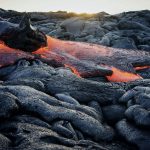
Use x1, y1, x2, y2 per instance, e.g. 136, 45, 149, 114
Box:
0, 59, 149, 150
1, 9, 149, 51
0, 9, 150, 150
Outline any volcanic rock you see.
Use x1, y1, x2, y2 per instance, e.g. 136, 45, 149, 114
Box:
60, 17, 85, 35
102, 105, 126, 124
116, 119, 150, 150
0, 9, 150, 150
119, 86, 150, 128
118, 20, 150, 32
0, 59, 149, 149
1, 9, 149, 50
112, 38, 137, 49
0, 133, 11, 148
0, 92, 18, 119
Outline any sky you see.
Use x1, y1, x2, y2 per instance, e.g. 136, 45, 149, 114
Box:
0, 0, 150, 14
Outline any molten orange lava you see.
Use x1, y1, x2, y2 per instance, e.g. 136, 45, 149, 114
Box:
34, 36, 113, 58
106, 67, 142, 82
33, 36, 144, 82
0, 41, 34, 67
64, 64, 81, 77
0, 36, 148, 83
134, 66, 150, 71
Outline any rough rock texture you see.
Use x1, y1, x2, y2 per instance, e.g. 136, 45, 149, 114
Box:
0, 9, 149, 50
0, 59, 149, 149
0, 9, 150, 150
0, 14, 47, 52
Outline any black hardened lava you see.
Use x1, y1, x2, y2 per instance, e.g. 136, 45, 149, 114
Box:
0, 59, 149, 150
0, 13, 47, 52
0, 10, 150, 150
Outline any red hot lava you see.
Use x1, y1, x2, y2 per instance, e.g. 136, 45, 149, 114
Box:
33, 36, 146, 82
0, 42, 34, 67
106, 67, 142, 82
1, 36, 150, 82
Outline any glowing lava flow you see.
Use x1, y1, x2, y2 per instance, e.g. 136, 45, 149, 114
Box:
0, 36, 150, 82
33, 36, 144, 82
33, 36, 113, 58
0, 41, 34, 67
106, 67, 142, 82
64, 64, 81, 77
134, 66, 150, 71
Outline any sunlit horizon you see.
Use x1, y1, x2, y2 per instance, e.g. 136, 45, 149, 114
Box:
0, 0, 150, 14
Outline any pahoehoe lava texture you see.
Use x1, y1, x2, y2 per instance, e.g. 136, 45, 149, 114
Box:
0, 59, 149, 150
0, 9, 150, 150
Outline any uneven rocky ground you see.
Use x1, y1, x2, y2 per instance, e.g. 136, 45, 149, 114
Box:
0, 9, 150, 50
0, 9, 150, 150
